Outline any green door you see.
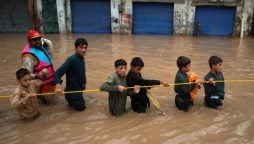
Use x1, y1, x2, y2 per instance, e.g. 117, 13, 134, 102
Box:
42, 0, 59, 33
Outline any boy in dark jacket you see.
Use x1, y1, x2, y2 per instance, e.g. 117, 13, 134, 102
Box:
126, 57, 168, 113
203, 56, 224, 109
174, 56, 203, 112
54, 38, 88, 111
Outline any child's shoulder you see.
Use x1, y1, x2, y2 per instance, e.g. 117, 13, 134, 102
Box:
108, 72, 122, 79
175, 70, 186, 77
12, 86, 21, 95
11, 86, 26, 99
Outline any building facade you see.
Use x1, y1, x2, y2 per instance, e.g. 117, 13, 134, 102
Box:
0, 0, 253, 37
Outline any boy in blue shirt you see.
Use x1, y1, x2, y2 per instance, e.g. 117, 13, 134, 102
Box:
203, 56, 224, 109
54, 38, 88, 111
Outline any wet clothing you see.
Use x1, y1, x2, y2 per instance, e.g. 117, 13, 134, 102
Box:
126, 71, 160, 113
10, 80, 42, 120
54, 53, 86, 111
21, 39, 57, 105
174, 70, 196, 112
203, 71, 225, 109
100, 72, 129, 116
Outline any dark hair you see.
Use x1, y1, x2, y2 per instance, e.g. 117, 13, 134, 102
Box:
209, 56, 222, 68
177, 56, 191, 69
75, 38, 88, 48
16, 68, 30, 80
130, 57, 144, 67
114, 59, 127, 68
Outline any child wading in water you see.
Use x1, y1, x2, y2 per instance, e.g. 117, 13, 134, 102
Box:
174, 56, 203, 112
54, 38, 88, 111
126, 57, 168, 113
10, 68, 47, 120
203, 56, 224, 109
100, 59, 139, 116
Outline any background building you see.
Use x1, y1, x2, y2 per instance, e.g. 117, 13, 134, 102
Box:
0, 0, 253, 37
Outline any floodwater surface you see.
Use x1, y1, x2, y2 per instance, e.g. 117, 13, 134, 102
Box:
0, 34, 253, 144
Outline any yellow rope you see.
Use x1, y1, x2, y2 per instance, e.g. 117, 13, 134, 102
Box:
0, 89, 100, 98
147, 91, 165, 115
0, 79, 254, 98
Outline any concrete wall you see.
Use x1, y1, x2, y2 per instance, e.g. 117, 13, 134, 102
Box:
174, 0, 195, 35
240, 0, 253, 37
111, 0, 122, 33
111, 0, 132, 34
234, 0, 254, 37
56, 0, 67, 33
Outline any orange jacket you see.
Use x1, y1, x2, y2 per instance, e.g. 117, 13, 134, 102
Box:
188, 72, 198, 101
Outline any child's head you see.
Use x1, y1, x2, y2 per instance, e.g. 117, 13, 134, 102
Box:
16, 68, 31, 88
114, 59, 127, 77
130, 57, 144, 74
75, 38, 88, 56
177, 56, 191, 72
209, 56, 223, 72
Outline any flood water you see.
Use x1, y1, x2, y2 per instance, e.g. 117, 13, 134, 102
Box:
0, 33, 253, 144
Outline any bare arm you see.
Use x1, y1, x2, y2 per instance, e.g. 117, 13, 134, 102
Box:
21, 56, 37, 79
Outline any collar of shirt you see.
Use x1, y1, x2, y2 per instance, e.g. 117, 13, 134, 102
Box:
74, 53, 84, 59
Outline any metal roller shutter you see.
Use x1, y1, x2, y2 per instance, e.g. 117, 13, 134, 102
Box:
132, 2, 174, 35
71, 0, 111, 33
194, 6, 236, 36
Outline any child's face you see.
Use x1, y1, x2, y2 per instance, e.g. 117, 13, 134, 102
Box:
131, 66, 143, 74
19, 74, 31, 88
116, 65, 127, 77
212, 62, 222, 72
181, 63, 191, 72
76, 44, 87, 56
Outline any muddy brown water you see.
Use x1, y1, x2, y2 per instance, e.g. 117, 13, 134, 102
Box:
0, 34, 253, 144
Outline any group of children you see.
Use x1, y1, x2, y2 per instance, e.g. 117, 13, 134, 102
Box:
174, 56, 224, 112
10, 37, 224, 121
101, 55, 224, 116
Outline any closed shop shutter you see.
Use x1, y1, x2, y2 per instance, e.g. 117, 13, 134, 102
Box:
71, 0, 111, 33
194, 6, 236, 36
132, 2, 174, 35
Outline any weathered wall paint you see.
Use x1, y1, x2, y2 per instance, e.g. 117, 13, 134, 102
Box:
28, 0, 42, 31
56, 0, 67, 33
234, 0, 253, 37
65, 0, 72, 33
36, 0, 44, 33
111, 0, 122, 33
111, 0, 132, 34
121, 0, 132, 34
241, 0, 253, 37
186, 1, 196, 35
174, 0, 195, 35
